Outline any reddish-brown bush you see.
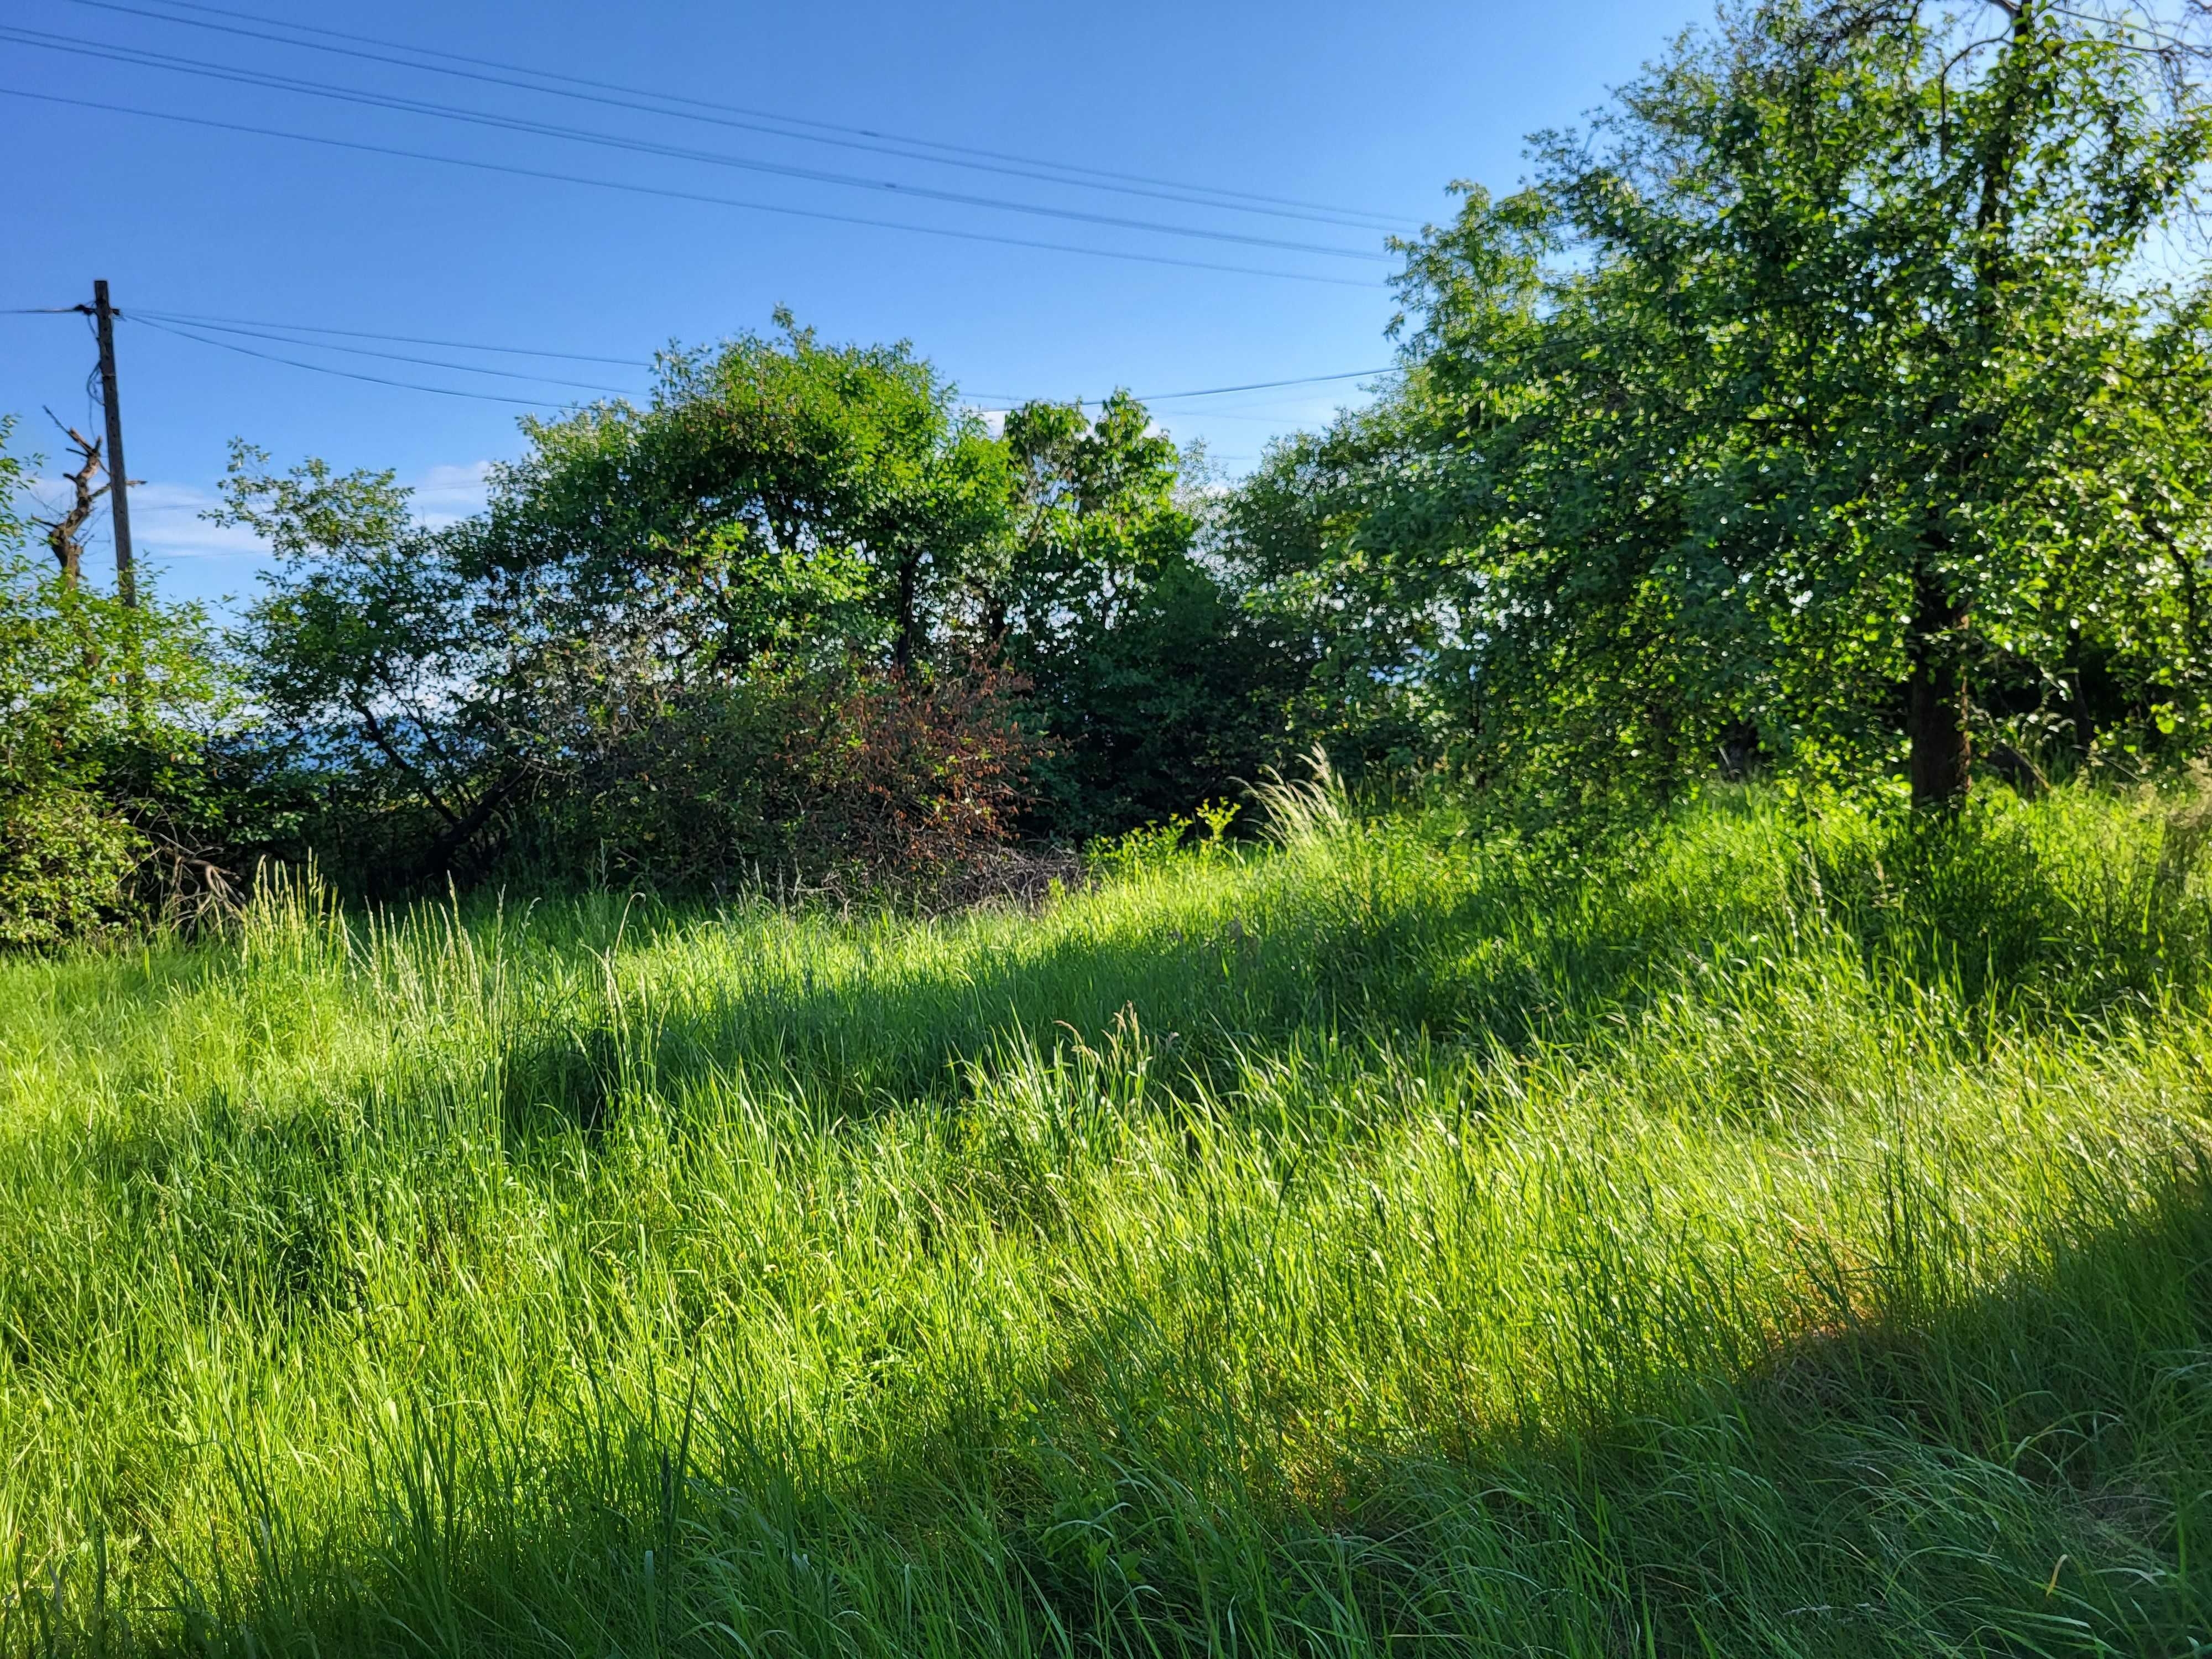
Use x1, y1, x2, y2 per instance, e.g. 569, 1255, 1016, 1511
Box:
542, 665, 1045, 899
776, 667, 1044, 889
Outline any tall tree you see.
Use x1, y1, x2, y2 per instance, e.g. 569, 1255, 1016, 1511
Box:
1360, 0, 2212, 807
1224, 386, 1446, 772
215, 446, 492, 834
475, 312, 1009, 684
219, 319, 1026, 881
988, 392, 1311, 831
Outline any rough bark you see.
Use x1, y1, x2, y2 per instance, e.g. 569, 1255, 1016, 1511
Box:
419, 768, 529, 877
1907, 564, 1972, 807
33, 418, 106, 592
354, 702, 463, 827
892, 556, 922, 668
1901, 0, 2032, 809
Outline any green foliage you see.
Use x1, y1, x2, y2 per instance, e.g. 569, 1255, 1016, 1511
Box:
994, 393, 1310, 832
476, 312, 1009, 674
0, 782, 143, 947
1271, 0, 2212, 815
1225, 391, 1446, 771
527, 666, 1041, 895
218, 336, 1329, 888
216, 443, 487, 879
0, 419, 238, 944
218, 322, 1036, 890
218, 445, 461, 753
8, 783, 2212, 1651
1082, 796, 1239, 878
0, 415, 22, 550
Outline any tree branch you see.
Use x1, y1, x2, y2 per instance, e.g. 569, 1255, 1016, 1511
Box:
418, 766, 530, 875
352, 700, 463, 827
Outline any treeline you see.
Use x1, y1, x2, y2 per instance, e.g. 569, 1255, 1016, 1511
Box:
2, 325, 1342, 938
11, 0, 2212, 941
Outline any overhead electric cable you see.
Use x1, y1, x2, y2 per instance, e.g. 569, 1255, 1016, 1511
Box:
969, 366, 1398, 406
133, 308, 649, 364
131, 312, 646, 391
58, 0, 1409, 233
2, 27, 1390, 263
133, 306, 1393, 407
34, 292, 1396, 414
133, 315, 586, 405
0, 87, 1383, 288
1133, 367, 1396, 399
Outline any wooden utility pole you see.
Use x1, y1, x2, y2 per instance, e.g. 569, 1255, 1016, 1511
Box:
91, 279, 137, 609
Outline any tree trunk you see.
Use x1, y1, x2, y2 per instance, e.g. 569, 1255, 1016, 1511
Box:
1907, 567, 1971, 808
892, 556, 921, 669
1901, 0, 2026, 810
35, 420, 105, 593
419, 767, 529, 878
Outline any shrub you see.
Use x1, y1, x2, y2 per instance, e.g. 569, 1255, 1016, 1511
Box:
780, 667, 1041, 891
0, 529, 236, 946
533, 666, 1042, 896
0, 782, 145, 947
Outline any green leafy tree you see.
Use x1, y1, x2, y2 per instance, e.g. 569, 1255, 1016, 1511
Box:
1224, 387, 1448, 773
1, 416, 239, 942
213, 446, 520, 877
476, 312, 1009, 680
221, 319, 1037, 887
987, 392, 1308, 831
1318, 0, 2212, 810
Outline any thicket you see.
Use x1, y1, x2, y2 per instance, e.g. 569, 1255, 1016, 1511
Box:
12, 0, 2212, 942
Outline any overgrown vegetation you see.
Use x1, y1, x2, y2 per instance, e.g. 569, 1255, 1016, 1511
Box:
13, 4, 2212, 1648
4, 781, 2212, 1654
1240, 0, 2212, 810
24, 2, 2212, 935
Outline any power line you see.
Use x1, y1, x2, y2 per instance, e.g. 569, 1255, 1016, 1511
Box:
59, 0, 1410, 234
29, 294, 1399, 411
133, 315, 586, 406
127, 307, 1395, 401
1136, 367, 1395, 400
971, 367, 1397, 406
132, 312, 647, 392
0, 87, 1383, 289
142, 316, 1389, 416
2, 27, 1390, 264
142, 310, 1393, 408
133, 309, 650, 365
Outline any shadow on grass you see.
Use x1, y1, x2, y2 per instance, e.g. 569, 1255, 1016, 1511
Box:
17, 797, 2212, 1652
37, 1140, 2202, 1658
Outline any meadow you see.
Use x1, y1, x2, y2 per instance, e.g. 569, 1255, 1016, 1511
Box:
5, 780, 2212, 1656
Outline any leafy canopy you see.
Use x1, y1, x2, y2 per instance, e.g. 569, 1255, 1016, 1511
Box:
1261, 0, 2212, 810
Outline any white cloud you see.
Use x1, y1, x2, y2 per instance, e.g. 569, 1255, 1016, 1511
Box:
135, 481, 268, 560
11, 459, 500, 565
411, 460, 493, 526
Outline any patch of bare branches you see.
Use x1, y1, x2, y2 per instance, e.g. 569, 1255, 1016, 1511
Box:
28, 410, 106, 591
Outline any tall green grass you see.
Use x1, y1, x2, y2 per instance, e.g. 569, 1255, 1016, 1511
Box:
4, 783, 2212, 1655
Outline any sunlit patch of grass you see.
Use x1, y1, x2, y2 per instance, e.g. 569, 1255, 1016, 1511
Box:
3, 783, 2211, 1653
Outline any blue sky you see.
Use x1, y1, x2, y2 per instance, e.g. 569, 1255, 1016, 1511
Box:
3, 0, 1707, 607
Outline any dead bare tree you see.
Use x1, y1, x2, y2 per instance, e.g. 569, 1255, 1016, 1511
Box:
29, 409, 106, 592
